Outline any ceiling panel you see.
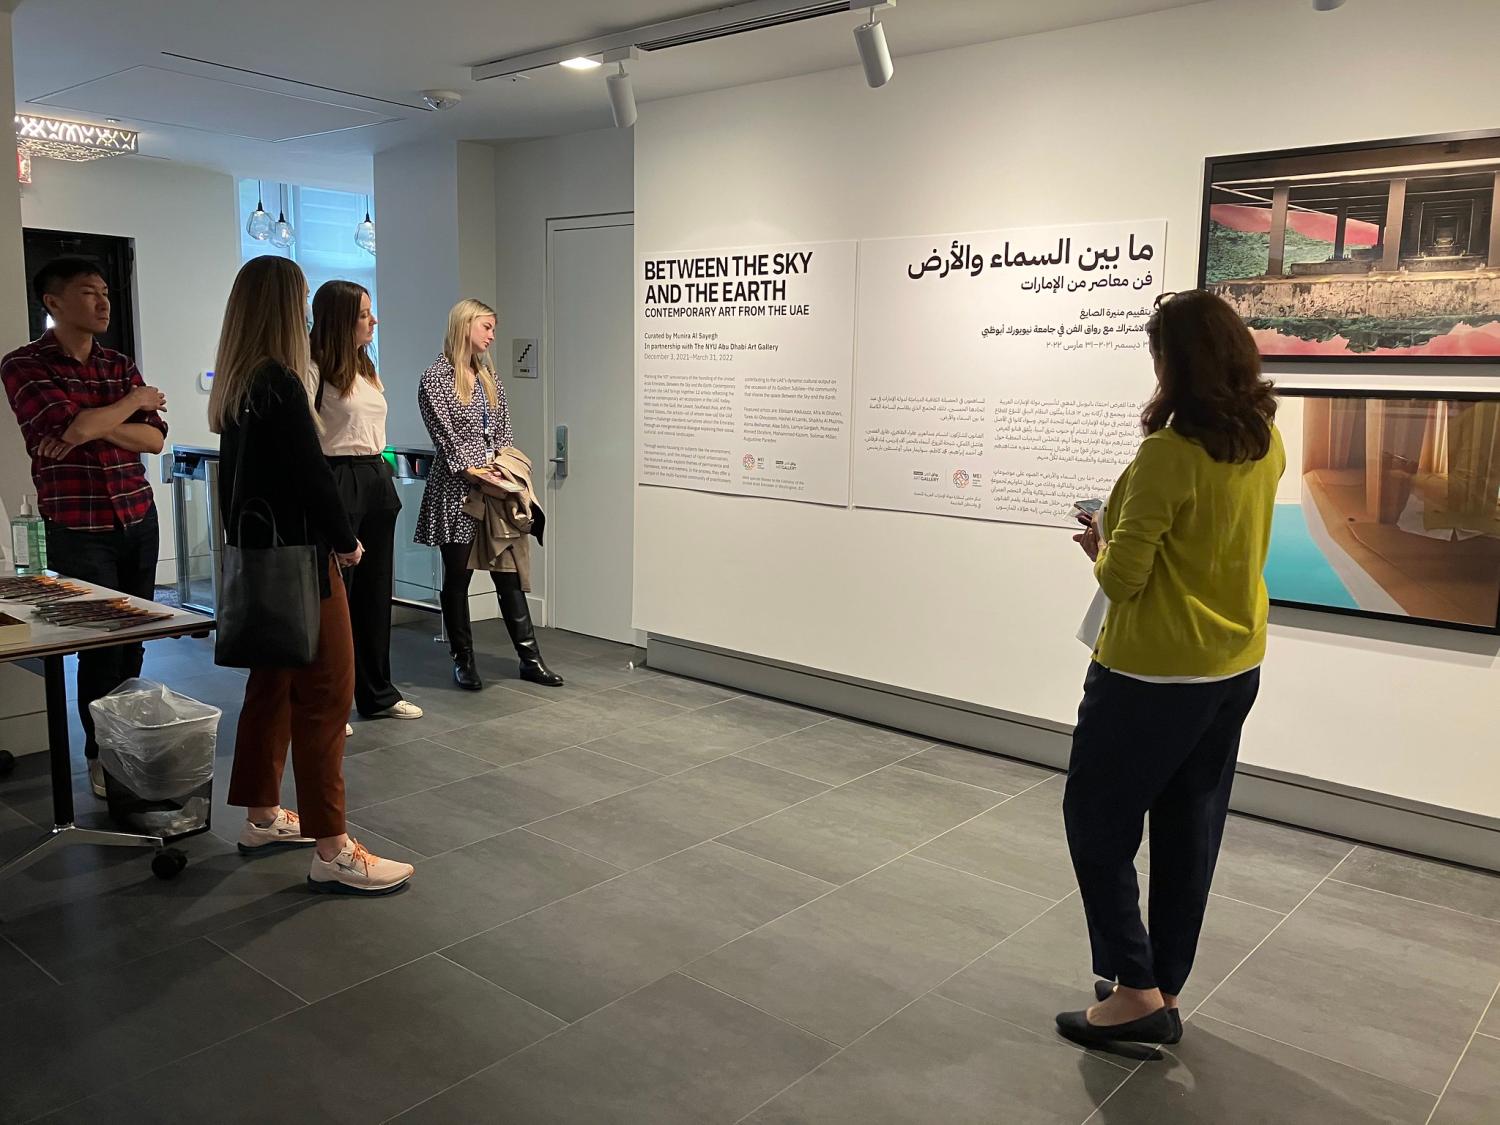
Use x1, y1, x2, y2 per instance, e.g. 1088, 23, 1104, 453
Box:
33, 66, 400, 141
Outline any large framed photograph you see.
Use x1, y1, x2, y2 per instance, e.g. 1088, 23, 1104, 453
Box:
1199, 130, 1500, 361
1270, 389, 1500, 632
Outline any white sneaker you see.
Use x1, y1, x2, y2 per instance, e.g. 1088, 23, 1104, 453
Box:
345, 723, 354, 737
88, 759, 106, 799
308, 839, 414, 896
238, 808, 316, 854
373, 700, 424, 720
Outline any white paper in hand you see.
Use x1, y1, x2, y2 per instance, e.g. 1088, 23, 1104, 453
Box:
1076, 587, 1108, 648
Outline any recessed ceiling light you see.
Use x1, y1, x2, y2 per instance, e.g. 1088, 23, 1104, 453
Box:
560, 56, 602, 70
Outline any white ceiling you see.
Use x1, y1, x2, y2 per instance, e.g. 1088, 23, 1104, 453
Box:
12, 0, 1207, 190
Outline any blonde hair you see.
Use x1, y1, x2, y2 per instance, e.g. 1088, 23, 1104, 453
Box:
208, 257, 312, 433
443, 298, 498, 407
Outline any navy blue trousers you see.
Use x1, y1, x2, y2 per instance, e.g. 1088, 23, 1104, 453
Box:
1063, 661, 1260, 995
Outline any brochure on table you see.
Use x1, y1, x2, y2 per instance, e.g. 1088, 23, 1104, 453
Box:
852, 219, 1166, 528
635, 239, 858, 506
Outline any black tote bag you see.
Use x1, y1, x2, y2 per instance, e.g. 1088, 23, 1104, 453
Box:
214, 402, 321, 668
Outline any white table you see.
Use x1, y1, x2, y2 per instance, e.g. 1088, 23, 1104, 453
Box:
0, 575, 215, 884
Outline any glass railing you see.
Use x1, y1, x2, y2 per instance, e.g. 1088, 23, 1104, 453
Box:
166, 444, 442, 617
387, 447, 441, 610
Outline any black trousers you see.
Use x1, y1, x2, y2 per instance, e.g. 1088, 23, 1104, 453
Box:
439, 543, 522, 657
1063, 661, 1260, 996
329, 457, 403, 716
45, 510, 160, 760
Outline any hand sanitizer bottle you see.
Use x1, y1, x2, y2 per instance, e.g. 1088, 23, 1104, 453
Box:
10, 495, 44, 575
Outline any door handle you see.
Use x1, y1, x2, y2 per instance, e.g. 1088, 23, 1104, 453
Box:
550, 424, 569, 479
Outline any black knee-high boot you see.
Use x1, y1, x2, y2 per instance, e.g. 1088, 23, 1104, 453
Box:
495, 572, 564, 687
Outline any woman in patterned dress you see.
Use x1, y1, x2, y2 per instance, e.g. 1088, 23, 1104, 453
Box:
415, 299, 563, 690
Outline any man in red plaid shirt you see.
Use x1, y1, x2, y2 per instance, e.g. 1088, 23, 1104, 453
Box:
2, 258, 169, 797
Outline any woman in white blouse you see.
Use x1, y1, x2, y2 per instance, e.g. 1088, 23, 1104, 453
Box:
308, 281, 423, 724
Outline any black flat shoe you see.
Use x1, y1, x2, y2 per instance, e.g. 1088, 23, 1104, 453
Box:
1056, 1005, 1174, 1048
1094, 981, 1182, 1044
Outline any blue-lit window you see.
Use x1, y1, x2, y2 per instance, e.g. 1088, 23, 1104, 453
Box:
236, 180, 379, 368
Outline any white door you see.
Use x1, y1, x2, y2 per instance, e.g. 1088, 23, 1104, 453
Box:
545, 214, 638, 644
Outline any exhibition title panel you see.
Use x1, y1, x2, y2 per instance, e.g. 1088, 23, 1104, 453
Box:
853, 220, 1167, 526
636, 240, 858, 506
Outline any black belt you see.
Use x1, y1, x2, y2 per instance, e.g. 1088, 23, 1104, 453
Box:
326, 453, 388, 466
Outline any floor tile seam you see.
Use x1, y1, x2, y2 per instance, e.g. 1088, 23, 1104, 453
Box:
207, 936, 313, 1008
932, 994, 1138, 1073
1423, 978, 1500, 1125
710, 768, 1057, 900
717, 743, 1017, 841
345, 736, 508, 780
386, 964, 794, 1124
480, 748, 834, 850
1184, 1011, 1446, 1099
728, 891, 1116, 1125
342, 731, 435, 757
433, 951, 574, 1027
428, 832, 721, 950
568, 742, 672, 779
401, 735, 516, 773
877, 770, 1055, 859
1198, 890, 1289, 919
681, 971, 848, 1050
1323, 875, 1500, 927
614, 680, 748, 710
16, 944, 322, 1125
342, 760, 512, 818
880, 761, 1039, 801
1476, 1031, 1500, 1042
907, 853, 1067, 904
7, 892, 313, 986
2, 932, 62, 987
346, 741, 650, 821
1183, 845, 1357, 1021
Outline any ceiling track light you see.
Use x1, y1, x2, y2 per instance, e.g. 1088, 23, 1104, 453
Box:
473, 1, 890, 82
603, 46, 638, 129
851, 1, 895, 88
1313, 0, 1347, 9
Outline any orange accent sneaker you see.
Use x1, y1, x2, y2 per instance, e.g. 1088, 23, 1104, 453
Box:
307, 839, 414, 896
238, 807, 316, 854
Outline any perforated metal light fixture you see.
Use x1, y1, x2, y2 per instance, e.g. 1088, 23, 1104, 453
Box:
14, 113, 138, 161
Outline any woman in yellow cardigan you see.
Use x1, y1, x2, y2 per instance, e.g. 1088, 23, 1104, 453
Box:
1056, 290, 1283, 1049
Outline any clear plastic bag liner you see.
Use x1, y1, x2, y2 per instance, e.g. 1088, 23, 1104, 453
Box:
90, 679, 221, 801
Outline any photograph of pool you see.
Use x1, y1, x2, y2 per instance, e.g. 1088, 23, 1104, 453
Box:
1268, 392, 1500, 631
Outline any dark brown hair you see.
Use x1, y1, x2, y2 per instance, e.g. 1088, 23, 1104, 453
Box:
308, 280, 376, 401
1143, 289, 1276, 463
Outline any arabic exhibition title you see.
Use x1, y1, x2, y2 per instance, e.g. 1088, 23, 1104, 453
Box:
907, 234, 1157, 295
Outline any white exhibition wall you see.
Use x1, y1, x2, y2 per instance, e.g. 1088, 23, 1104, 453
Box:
634, 0, 1500, 821
18, 155, 240, 584
494, 127, 634, 613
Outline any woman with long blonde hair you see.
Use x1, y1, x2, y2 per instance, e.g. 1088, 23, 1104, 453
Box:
214, 256, 414, 896
416, 298, 563, 689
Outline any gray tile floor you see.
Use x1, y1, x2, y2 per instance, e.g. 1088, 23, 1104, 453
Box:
1, 618, 1497, 1124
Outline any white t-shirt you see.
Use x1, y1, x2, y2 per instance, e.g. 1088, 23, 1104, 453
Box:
307, 362, 388, 457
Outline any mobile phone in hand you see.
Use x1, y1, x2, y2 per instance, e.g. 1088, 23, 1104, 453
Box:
1073, 499, 1103, 523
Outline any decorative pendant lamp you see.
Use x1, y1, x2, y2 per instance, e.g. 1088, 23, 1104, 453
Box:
269, 183, 296, 249
354, 194, 376, 256
245, 180, 272, 240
